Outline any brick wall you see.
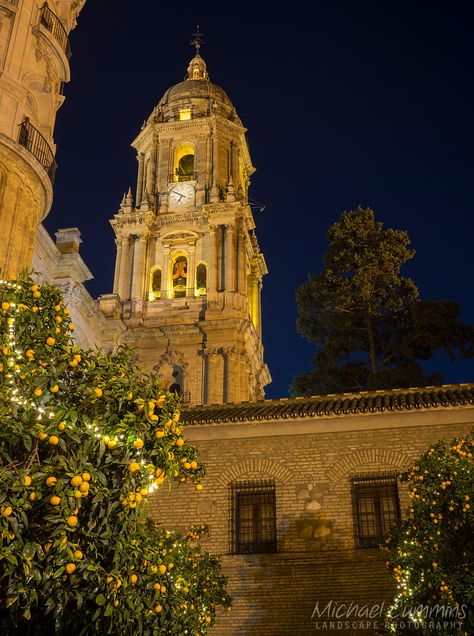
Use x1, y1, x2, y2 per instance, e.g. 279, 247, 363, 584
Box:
149, 408, 474, 634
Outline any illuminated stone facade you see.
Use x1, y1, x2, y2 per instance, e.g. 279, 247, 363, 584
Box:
99, 49, 271, 405
0, 0, 85, 277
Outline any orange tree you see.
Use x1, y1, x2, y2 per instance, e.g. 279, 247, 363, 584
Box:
385, 435, 474, 634
0, 274, 230, 635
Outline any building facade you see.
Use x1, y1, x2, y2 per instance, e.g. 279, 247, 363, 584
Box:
0, 0, 85, 277
151, 386, 474, 635
2, 27, 473, 635
98, 45, 271, 405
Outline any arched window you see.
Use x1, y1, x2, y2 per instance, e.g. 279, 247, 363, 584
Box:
149, 268, 161, 301
196, 262, 207, 296
172, 255, 188, 298
173, 143, 195, 182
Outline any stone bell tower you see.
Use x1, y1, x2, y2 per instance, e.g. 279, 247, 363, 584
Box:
99, 36, 271, 405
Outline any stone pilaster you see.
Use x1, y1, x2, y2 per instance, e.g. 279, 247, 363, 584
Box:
225, 224, 236, 291
131, 235, 147, 300
117, 235, 130, 300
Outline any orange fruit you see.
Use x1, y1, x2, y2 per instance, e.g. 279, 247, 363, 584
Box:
33, 291, 41, 298
51, 385, 59, 393
159, 564, 167, 574
46, 337, 56, 346
175, 438, 184, 447
73, 550, 83, 560
154, 604, 162, 613
68, 359, 78, 367
78, 482, 89, 493
66, 515, 78, 527
128, 462, 141, 474
34, 388, 42, 397
153, 582, 160, 590
46, 476, 57, 487
127, 392, 133, 400
29, 492, 37, 501
58, 422, 66, 431
130, 574, 138, 584
48, 435, 59, 445
94, 387, 103, 397
71, 475, 82, 487
50, 496, 61, 506
195, 484, 203, 491
81, 472, 91, 482
38, 431, 48, 441
23, 475, 32, 486
2, 506, 13, 516
133, 439, 144, 449
139, 488, 148, 496
190, 461, 198, 470
65, 563, 76, 574
155, 429, 164, 438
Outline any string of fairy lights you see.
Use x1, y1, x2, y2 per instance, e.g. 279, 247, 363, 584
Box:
1, 279, 218, 630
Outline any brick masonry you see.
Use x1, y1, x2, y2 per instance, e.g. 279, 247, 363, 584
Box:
150, 405, 474, 634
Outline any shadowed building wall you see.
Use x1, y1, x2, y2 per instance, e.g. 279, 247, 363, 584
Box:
0, 0, 85, 277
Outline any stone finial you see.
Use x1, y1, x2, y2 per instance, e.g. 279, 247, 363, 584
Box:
125, 187, 133, 206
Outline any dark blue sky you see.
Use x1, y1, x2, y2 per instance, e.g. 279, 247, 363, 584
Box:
47, 1, 474, 398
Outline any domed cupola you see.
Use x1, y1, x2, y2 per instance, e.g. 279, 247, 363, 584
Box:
151, 34, 241, 125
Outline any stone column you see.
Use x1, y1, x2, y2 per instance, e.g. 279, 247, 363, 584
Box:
239, 354, 250, 402
208, 226, 218, 292
131, 235, 147, 300
113, 239, 122, 295
251, 271, 260, 331
161, 245, 171, 298
224, 347, 239, 403
206, 348, 223, 404
187, 245, 196, 297
136, 154, 144, 207
118, 235, 130, 300
225, 225, 236, 291
210, 129, 219, 202
237, 227, 247, 293
257, 278, 263, 337
146, 152, 155, 200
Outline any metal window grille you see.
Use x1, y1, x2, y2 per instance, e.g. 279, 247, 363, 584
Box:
351, 473, 401, 549
230, 480, 277, 555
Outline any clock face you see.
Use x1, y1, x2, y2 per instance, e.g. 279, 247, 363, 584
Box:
169, 182, 195, 208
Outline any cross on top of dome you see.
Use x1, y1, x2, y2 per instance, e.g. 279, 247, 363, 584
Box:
187, 27, 208, 80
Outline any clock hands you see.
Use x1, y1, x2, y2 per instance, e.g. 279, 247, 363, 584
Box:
173, 191, 185, 201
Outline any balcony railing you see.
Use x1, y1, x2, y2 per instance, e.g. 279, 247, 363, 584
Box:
18, 117, 57, 185
169, 172, 198, 183
39, 4, 70, 59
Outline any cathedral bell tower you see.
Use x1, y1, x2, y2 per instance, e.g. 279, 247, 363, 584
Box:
99, 37, 271, 405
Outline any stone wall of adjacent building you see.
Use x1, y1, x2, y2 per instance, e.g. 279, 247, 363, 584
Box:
150, 406, 474, 635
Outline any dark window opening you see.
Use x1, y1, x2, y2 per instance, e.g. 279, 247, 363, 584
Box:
351, 473, 401, 548
231, 480, 277, 555
176, 154, 194, 181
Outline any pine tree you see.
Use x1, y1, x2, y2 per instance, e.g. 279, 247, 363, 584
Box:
291, 207, 474, 395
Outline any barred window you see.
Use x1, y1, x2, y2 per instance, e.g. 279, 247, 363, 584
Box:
351, 473, 401, 548
231, 480, 277, 555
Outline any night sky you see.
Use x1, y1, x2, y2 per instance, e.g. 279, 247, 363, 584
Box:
46, 2, 474, 399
